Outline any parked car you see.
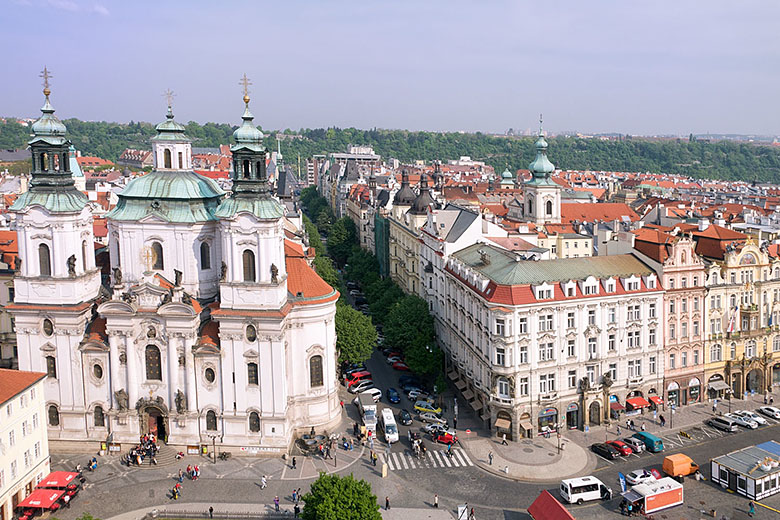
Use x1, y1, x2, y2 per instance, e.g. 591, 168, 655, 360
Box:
360, 387, 382, 403
398, 409, 413, 426
724, 412, 758, 429
433, 431, 458, 445
345, 370, 372, 387
706, 416, 739, 432
384, 350, 402, 359
387, 388, 401, 404
590, 443, 620, 460
622, 437, 645, 454
414, 401, 442, 414
348, 380, 375, 394
346, 281, 359, 290
625, 469, 656, 486
407, 389, 429, 401
733, 410, 768, 425
422, 423, 447, 435
392, 362, 410, 371
606, 440, 633, 456
418, 412, 447, 425
349, 289, 361, 297
402, 383, 423, 395
399, 375, 421, 385
354, 297, 368, 306
344, 366, 367, 377
387, 356, 404, 364
758, 406, 780, 420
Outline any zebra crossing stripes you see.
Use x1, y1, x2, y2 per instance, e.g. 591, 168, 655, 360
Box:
385, 448, 473, 471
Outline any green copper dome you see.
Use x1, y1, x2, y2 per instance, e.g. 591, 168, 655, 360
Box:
232, 104, 264, 150
151, 106, 189, 142
30, 97, 67, 146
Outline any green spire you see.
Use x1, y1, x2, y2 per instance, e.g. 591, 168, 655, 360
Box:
526, 114, 556, 184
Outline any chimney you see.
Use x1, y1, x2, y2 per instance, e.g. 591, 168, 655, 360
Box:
698, 218, 710, 231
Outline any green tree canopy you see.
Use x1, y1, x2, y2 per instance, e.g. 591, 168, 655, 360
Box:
327, 217, 357, 266
302, 473, 381, 520
384, 295, 434, 353
334, 301, 377, 364
313, 255, 340, 289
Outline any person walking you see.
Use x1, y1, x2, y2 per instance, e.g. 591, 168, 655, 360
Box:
294, 504, 300, 518
501, 433, 508, 446
433, 494, 439, 508
372, 451, 378, 467
749, 500, 756, 517
292, 489, 297, 503
640, 422, 646, 432
274, 496, 280, 512
260, 475, 267, 489
453, 417, 457, 430
385, 496, 390, 510
660, 415, 666, 427
208, 506, 213, 519
616, 425, 621, 435
178, 469, 184, 483
488, 451, 493, 465
291, 457, 297, 470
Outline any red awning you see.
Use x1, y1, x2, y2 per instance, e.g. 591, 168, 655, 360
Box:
17, 489, 65, 509
610, 402, 625, 411
37, 471, 79, 489
649, 396, 663, 406
528, 490, 576, 520
626, 397, 650, 409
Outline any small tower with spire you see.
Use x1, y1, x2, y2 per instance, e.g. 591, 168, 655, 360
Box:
408, 172, 435, 230
151, 89, 192, 170
392, 169, 416, 220
521, 114, 560, 224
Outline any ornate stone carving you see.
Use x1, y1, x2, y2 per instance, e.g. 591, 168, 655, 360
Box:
271, 263, 278, 283
174, 269, 182, 287
119, 351, 127, 364
175, 390, 187, 414
115, 389, 129, 411
112, 267, 122, 284
220, 262, 227, 281
578, 376, 591, 392
67, 255, 76, 276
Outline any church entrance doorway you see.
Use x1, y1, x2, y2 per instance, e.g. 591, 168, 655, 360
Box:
143, 405, 168, 443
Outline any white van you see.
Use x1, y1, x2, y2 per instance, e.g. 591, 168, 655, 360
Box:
560, 476, 612, 505
380, 408, 399, 444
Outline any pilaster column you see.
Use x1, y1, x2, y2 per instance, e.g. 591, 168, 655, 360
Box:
185, 340, 196, 412
168, 333, 178, 409
108, 332, 122, 409
126, 337, 138, 406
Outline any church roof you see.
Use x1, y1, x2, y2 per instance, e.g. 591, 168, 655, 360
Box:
151, 106, 189, 142
10, 190, 89, 213
214, 196, 285, 220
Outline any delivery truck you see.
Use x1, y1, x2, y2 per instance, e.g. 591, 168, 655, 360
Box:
663, 453, 699, 479
357, 393, 377, 433
621, 477, 683, 515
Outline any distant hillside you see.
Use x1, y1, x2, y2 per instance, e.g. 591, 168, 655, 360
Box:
2, 118, 780, 182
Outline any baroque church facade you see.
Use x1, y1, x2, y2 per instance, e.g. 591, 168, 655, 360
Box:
10, 83, 340, 452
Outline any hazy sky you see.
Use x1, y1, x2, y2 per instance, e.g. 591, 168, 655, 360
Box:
2, 0, 779, 135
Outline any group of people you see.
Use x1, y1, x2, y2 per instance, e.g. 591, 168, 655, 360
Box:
123, 434, 159, 466
619, 498, 642, 516
170, 465, 200, 500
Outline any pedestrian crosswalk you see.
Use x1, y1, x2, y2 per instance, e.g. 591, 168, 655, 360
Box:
384, 448, 473, 471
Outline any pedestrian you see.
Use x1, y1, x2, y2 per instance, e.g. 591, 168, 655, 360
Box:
294, 504, 300, 518
453, 417, 457, 430
385, 496, 390, 510
433, 494, 439, 508
501, 433, 508, 446
261, 475, 267, 489
293, 489, 297, 503
297, 488, 301, 501
208, 506, 213, 519
292, 456, 297, 469
640, 422, 646, 432
470, 507, 475, 520
619, 499, 626, 516
713, 400, 718, 413
372, 451, 378, 467
765, 394, 769, 405
178, 469, 183, 483
340, 399, 344, 409
616, 425, 621, 435
274, 496, 280, 512
334, 452, 337, 467
310, 426, 315, 437
660, 415, 666, 427
749, 500, 755, 517
488, 451, 493, 465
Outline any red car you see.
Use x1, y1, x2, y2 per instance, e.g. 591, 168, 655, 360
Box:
392, 362, 410, 371
433, 432, 458, 445
606, 440, 632, 456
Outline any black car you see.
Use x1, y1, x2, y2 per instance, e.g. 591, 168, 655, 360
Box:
398, 409, 413, 426
355, 297, 368, 306
590, 442, 620, 460
399, 375, 421, 387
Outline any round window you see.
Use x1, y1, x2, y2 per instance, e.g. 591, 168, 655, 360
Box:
246, 325, 257, 342
205, 367, 216, 383
93, 364, 103, 380
42, 319, 54, 337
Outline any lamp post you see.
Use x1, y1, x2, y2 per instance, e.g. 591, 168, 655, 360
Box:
206, 433, 218, 463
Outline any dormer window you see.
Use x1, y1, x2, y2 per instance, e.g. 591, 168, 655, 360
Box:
605, 280, 615, 292
535, 284, 553, 300
625, 277, 640, 291
647, 277, 656, 289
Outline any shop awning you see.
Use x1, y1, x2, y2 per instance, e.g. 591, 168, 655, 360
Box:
447, 370, 459, 381
528, 490, 576, 520
462, 390, 474, 401
455, 380, 467, 390
495, 418, 512, 429
519, 419, 534, 431
17, 489, 65, 509
610, 402, 625, 411
620, 489, 643, 503
626, 397, 650, 409
649, 396, 663, 406
708, 380, 730, 392
37, 471, 79, 489
471, 400, 483, 412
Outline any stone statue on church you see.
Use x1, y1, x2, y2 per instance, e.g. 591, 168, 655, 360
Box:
220, 261, 227, 281
174, 269, 182, 287
14, 256, 21, 272
161, 290, 172, 305
175, 390, 187, 414
115, 389, 129, 411
579, 376, 591, 392
67, 254, 76, 276
271, 263, 278, 283
182, 293, 192, 305
112, 267, 123, 285
601, 373, 613, 389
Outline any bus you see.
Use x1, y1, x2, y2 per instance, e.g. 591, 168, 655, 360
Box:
560, 476, 612, 505
379, 408, 399, 443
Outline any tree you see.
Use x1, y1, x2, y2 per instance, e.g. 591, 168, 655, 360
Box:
313, 255, 340, 289
327, 217, 357, 266
302, 215, 324, 255
383, 295, 433, 353
302, 473, 381, 520
316, 210, 333, 235
334, 301, 377, 364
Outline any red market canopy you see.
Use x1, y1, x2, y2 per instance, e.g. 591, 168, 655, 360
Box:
528, 490, 576, 520
626, 397, 650, 410
649, 396, 663, 406
610, 402, 625, 411
17, 488, 65, 509
37, 471, 79, 489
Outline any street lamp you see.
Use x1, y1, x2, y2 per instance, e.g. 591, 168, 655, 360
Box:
206, 433, 219, 463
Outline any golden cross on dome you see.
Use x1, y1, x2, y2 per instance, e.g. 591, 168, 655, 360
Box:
163, 88, 175, 108
40, 67, 52, 97
539, 113, 543, 135
239, 73, 252, 104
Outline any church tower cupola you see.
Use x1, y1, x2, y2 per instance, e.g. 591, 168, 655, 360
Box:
151, 90, 192, 171
520, 115, 561, 225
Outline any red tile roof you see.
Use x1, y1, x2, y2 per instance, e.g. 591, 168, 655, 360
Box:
0, 229, 18, 267
0, 368, 47, 406
285, 239, 339, 304
561, 203, 638, 223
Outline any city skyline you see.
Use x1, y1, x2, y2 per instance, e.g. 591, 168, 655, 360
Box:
2, 1, 780, 136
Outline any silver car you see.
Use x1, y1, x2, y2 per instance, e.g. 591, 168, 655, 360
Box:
422, 423, 447, 435
758, 406, 780, 419
733, 410, 768, 426
418, 412, 447, 425
622, 437, 645, 453
724, 412, 758, 429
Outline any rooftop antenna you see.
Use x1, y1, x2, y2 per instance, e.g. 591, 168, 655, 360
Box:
239, 73, 252, 105
39, 66, 52, 98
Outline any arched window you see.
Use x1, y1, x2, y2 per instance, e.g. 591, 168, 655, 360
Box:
249, 411, 260, 432
256, 161, 263, 179
145, 345, 162, 380
309, 355, 323, 388
151, 242, 164, 270
497, 377, 510, 398
164, 149, 172, 169
206, 410, 217, 431
82, 240, 89, 272
242, 250, 256, 282
528, 199, 533, 214
45, 355, 57, 379
546, 200, 553, 216
243, 160, 250, 179
200, 242, 211, 270
39, 243, 51, 276
94, 406, 105, 427
48, 405, 59, 426
62, 152, 69, 172
41, 153, 48, 171
247, 362, 259, 385
775, 267, 780, 279
178, 151, 183, 169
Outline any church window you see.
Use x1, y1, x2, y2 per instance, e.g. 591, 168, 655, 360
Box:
246, 325, 257, 342
45, 356, 57, 379
145, 345, 162, 381
178, 151, 183, 169
82, 240, 88, 272
247, 363, 259, 385
242, 250, 256, 282
62, 152, 68, 171
151, 242, 164, 270
39, 243, 51, 276
206, 410, 217, 431
204, 367, 216, 384
528, 199, 533, 214
94, 406, 104, 427
546, 200, 553, 216
93, 363, 103, 380
164, 149, 172, 169
249, 412, 260, 432
42, 319, 54, 337
47, 405, 59, 426
243, 160, 250, 179
200, 242, 211, 270
309, 355, 323, 388
256, 161, 263, 179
